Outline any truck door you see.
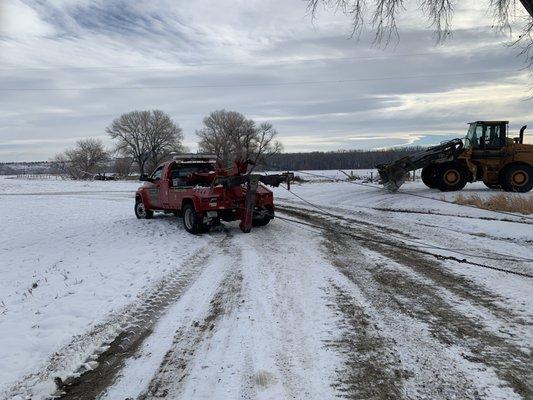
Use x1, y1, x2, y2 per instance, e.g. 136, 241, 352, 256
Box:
160, 166, 171, 209
169, 165, 190, 210
147, 166, 164, 209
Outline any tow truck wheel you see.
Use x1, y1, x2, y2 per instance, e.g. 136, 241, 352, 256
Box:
182, 203, 208, 234
135, 199, 153, 219
435, 162, 468, 192
252, 207, 273, 227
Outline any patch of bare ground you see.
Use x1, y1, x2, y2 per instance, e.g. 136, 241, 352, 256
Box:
324, 281, 407, 399
138, 268, 243, 399
277, 208, 530, 398
455, 193, 533, 215
279, 207, 527, 322
321, 220, 532, 399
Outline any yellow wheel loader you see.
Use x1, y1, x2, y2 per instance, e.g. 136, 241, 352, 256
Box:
377, 121, 532, 192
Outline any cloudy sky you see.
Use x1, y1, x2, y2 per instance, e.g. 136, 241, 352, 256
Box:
0, 0, 531, 161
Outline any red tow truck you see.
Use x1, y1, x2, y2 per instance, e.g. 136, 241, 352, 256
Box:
134, 154, 288, 234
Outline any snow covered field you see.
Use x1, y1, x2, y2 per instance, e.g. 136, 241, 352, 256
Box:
0, 174, 531, 400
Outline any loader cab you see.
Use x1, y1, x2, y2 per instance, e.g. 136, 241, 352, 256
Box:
465, 121, 508, 150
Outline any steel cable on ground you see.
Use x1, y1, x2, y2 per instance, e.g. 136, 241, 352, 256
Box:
292, 170, 533, 222
277, 186, 533, 263
280, 186, 533, 262
265, 210, 533, 279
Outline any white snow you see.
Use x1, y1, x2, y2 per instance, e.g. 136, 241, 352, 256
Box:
0, 177, 207, 395
0, 173, 531, 399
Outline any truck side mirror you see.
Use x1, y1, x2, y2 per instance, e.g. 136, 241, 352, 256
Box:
139, 174, 150, 181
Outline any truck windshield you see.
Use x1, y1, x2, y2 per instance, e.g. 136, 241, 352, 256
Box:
171, 163, 215, 187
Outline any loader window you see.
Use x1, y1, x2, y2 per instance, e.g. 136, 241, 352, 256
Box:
465, 124, 480, 148
481, 125, 502, 148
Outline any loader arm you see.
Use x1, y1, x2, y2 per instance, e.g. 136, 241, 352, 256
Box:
376, 139, 464, 192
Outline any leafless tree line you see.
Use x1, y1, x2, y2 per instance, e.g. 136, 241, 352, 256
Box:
51, 109, 283, 179
263, 147, 423, 171
196, 110, 283, 169
52, 110, 183, 179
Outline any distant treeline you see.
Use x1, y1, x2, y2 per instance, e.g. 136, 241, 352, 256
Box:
2, 147, 425, 175
262, 147, 423, 171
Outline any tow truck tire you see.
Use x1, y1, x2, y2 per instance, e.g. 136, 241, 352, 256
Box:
500, 163, 533, 193
421, 165, 438, 189
252, 217, 271, 227
135, 199, 153, 219
182, 203, 208, 234
435, 162, 468, 192
252, 207, 273, 227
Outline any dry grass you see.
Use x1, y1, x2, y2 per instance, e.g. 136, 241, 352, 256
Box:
455, 193, 533, 215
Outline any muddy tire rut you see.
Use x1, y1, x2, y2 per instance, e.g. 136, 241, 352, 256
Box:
279, 206, 532, 399
324, 281, 406, 399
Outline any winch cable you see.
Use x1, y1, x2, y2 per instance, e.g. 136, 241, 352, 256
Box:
260, 208, 533, 279
277, 185, 533, 263
292, 170, 533, 222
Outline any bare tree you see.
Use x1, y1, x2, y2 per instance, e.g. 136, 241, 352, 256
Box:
106, 110, 184, 175
53, 138, 109, 179
113, 157, 133, 177
196, 110, 283, 168
145, 110, 185, 173
252, 123, 284, 167
308, 0, 533, 62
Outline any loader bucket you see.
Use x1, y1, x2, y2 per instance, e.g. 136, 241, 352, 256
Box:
377, 164, 408, 192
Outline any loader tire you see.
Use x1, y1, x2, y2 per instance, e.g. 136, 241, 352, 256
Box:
435, 162, 468, 192
421, 165, 438, 189
500, 164, 533, 193
182, 203, 209, 234
483, 180, 500, 190
135, 199, 153, 219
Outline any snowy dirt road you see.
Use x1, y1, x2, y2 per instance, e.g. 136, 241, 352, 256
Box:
1, 177, 532, 400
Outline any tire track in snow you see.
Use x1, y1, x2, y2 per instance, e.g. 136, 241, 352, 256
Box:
47, 233, 232, 400
323, 281, 406, 399
137, 256, 244, 399
234, 224, 342, 400
294, 208, 533, 399
279, 204, 531, 325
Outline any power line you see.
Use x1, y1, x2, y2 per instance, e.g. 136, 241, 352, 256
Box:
0, 51, 479, 71
0, 69, 520, 92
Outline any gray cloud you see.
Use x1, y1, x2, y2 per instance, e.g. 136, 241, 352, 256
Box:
0, 0, 531, 161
